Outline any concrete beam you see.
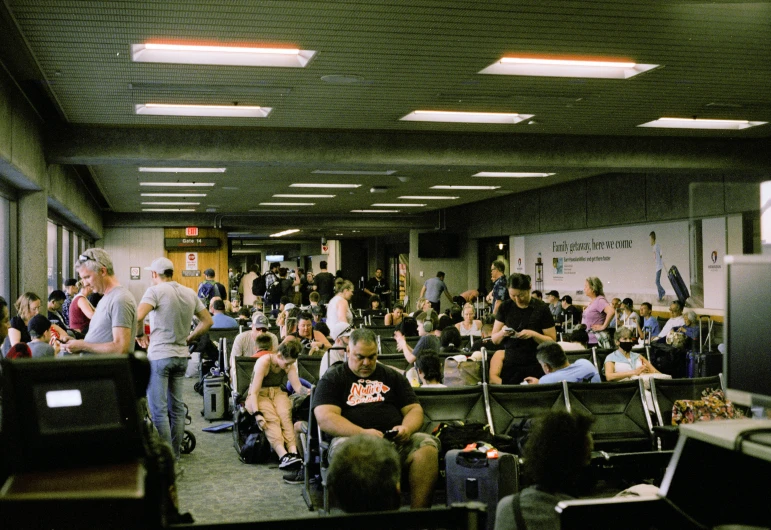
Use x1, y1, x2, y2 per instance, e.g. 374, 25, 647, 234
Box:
46, 126, 771, 171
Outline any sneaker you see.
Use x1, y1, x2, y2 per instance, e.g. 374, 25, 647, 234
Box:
278, 453, 302, 469
282, 467, 304, 484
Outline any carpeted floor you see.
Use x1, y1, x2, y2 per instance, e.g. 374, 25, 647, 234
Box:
176, 376, 318, 525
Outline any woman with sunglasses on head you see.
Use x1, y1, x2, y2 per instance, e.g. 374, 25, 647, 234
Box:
489, 274, 556, 385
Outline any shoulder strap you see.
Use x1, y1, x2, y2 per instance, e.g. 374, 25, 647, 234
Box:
512, 493, 528, 530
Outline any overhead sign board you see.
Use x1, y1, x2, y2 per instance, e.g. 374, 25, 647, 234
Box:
164, 238, 220, 249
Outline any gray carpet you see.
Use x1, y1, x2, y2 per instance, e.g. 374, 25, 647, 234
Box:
176, 376, 317, 525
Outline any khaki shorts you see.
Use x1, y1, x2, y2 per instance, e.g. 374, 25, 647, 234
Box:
328, 432, 439, 464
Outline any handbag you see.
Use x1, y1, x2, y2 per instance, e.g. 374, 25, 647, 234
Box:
589, 330, 613, 349
671, 388, 745, 425
443, 356, 482, 387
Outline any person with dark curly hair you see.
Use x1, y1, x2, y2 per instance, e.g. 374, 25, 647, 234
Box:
495, 411, 594, 530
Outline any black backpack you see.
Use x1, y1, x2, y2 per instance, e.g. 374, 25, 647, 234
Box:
268, 278, 283, 302
251, 274, 267, 297
234, 411, 270, 464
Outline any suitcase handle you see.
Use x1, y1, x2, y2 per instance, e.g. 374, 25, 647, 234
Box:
455, 450, 490, 468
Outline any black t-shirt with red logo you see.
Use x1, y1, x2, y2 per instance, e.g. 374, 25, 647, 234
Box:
312, 362, 418, 433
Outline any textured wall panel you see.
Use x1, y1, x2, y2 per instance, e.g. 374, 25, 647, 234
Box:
586, 173, 646, 228
538, 179, 586, 233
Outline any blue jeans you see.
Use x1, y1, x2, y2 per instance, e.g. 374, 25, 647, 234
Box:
655, 269, 665, 300
148, 356, 188, 460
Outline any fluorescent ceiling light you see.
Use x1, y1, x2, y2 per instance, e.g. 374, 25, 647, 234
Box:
259, 202, 315, 206
312, 170, 396, 176
398, 196, 459, 200
270, 229, 301, 238
473, 172, 555, 178
371, 203, 426, 207
637, 118, 768, 130
142, 208, 196, 212
351, 209, 400, 213
401, 111, 532, 124
139, 182, 215, 187
141, 193, 207, 197
135, 104, 271, 118
139, 167, 226, 173
431, 185, 501, 190
290, 183, 361, 189
141, 202, 201, 206
273, 194, 336, 198
131, 43, 316, 68
248, 209, 299, 212
480, 56, 658, 79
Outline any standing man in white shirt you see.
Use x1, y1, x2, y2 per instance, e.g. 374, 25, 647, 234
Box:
651, 231, 665, 302
136, 257, 213, 462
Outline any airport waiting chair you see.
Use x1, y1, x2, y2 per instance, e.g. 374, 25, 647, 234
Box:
231, 357, 258, 455
566, 350, 593, 365
208, 327, 240, 375
592, 347, 614, 381
649, 375, 723, 449
414, 385, 488, 434
377, 335, 419, 355
377, 354, 411, 372
365, 325, 397, 339
564, 380, 654, 453
486, 382, 569, 437
296, 356, 323, 385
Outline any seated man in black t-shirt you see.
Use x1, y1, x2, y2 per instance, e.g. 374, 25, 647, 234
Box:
313, 328, 440, 509
489, 273, 557, 385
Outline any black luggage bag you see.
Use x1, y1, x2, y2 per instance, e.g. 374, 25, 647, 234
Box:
686, 316, 723, 378
445, 447, 518, 530
648, 343, 687, 378
667, 265, 690, 306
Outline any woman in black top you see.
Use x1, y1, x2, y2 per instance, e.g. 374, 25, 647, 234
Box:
2, 292, 41, 356
489, 274, 556, 384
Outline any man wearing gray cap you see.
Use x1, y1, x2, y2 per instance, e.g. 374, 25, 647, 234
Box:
136, 257, 213, 462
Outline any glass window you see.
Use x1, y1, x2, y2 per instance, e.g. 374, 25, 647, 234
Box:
62, 228, 71, 283
0, 196, 10, 300
47, 221, 58, 295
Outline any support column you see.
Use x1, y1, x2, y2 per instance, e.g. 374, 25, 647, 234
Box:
18, 189, 48, 302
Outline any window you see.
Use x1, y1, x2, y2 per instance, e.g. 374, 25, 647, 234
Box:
0, 196, 10, 300
47, 221, 58, 295
62, 228, 71, 282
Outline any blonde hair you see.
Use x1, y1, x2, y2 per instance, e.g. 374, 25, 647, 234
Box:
15, 292, 41, 321
585, 277, 604, 297
336, 279, 354, 294
416, 297, 428, 311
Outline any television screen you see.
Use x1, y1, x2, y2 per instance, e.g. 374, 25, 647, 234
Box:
418, 232, 460, 259
725, 255, 771, 408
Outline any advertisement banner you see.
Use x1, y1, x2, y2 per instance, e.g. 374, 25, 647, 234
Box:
522, 221, 690, 298
702, 217, 726, 310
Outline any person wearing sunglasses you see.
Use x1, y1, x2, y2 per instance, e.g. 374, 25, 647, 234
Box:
63, 248, 138, 355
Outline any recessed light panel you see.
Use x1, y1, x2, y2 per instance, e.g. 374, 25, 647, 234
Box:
141, 202, 201, 206
273, 194, 336, 198
431, 185, 500, 190
131, 43, 316, 68
312, 170, 396, 176
401, 111, 532, 124
141, 193, 207, 197
270, 229, 300, 237
142, 208, 196, 212
398, 196, 459, 200
139, 167, 226, 173
371, 203, 426, 207
637, 118, 768, 130
140, 182, 215, 187
473, 172, 555, 178
135, 104, 271, 118
480, 56, 658, 79
351, 209, 400, 213
259, 202, 315, 206
290, 183, 361, 189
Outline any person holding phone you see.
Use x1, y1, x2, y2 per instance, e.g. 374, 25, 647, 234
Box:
489, 274, 556, 385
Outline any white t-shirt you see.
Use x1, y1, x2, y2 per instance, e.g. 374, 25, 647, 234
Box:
653, 243, 663, 271
84, 285, 137, 353
140, 281, 204, 360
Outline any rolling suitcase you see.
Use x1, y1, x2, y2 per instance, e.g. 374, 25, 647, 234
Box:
667, 265, 690, 305
686, 316, 723, 378
445, 446, 518, 530
203, 375, 226, 420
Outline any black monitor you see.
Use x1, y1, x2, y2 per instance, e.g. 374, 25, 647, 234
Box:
1, 355, 148, 473
724, 255, 771, 408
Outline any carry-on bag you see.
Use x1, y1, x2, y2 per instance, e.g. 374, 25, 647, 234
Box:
203, 375, 226, 420
445, 446, 518, 530
686, 316, 723, 378
667, 265, 690, 306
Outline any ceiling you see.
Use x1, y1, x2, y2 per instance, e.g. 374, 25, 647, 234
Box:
3, 0, 771, 240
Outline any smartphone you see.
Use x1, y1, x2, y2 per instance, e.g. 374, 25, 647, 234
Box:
383, 429, 398, 440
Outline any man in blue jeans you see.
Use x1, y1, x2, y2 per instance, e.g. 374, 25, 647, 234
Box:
137, 257, 213, 464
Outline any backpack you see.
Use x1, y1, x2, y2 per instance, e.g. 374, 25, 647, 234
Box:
251, 274, 266, 297
197, 280, 219, 307
234, 410, 271, 464
280, 278, 294, 298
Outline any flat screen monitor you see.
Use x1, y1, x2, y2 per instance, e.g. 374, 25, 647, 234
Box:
418, 232, 460, 259
0, 355, 147, 473
724, 255, 771, 408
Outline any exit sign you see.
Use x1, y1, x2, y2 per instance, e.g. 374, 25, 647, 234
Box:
185, 227, 199, 236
